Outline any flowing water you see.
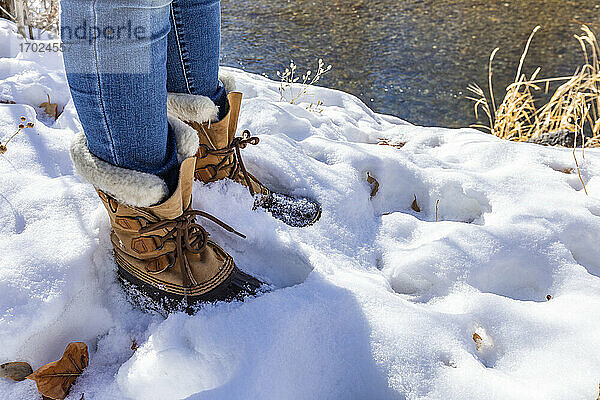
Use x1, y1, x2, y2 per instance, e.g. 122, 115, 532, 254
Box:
221, 0, 600, 127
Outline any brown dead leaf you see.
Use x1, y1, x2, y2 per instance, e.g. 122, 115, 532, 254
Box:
411, 195, 421, 212
473, 333, 483, 351
27, 342, 89, 400
366, 172, 379, 198
558, 168, 575, 174
131, 340, 138, 352
0, 361, 33, 381
378, 138, 406, 148
546, 294, 552, 301
0, 99, 16, 104
39, 94, 60, 120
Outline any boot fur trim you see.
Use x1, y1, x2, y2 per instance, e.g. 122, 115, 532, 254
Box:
167, 93, 219, 124
168, 113, 199, 162
219, 72, 236, 93
166, 72, 236, 123
70, 115, 199, 208
70, 132, 168, 207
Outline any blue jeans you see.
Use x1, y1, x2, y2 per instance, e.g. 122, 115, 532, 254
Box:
61, 0, 227, 192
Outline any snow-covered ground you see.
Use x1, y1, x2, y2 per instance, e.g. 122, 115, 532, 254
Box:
1, 19, 600, 400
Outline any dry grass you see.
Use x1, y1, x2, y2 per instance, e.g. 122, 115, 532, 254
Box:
468, 25, 600, 148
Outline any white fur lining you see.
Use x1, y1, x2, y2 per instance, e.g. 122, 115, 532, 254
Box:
70, 116, 200, 207
166, 72, 236, 123
219, 72, 236, 93
70, 132, 169, 207
168, 113, 199, 162
166, 92, 219, 124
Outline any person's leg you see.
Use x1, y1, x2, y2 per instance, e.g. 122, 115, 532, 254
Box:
162, 0, 321, 227
61, 0, 179, 195
166, 0, 228, 118
63, 0, 262, 309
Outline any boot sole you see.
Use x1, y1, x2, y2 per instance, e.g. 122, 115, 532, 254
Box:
114, 252, 263, 313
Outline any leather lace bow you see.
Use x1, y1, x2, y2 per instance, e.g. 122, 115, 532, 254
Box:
138, 206, 245, 288
198, 129, 260, 196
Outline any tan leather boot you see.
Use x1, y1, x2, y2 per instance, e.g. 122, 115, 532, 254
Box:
186, 92, 269, 197
70, 114, 261, 310
167, 81, 322, 227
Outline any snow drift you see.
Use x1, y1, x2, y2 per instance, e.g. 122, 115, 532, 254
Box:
1, 19, 600, 399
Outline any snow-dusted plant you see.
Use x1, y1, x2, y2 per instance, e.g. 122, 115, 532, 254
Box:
0, 0, 60, 39
277, 58, 332, 106
305, 100, 325, 113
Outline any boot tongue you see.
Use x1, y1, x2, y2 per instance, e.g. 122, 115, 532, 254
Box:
147, 158, 196, 219
192, 92, 243, 150
227, 92, 243, 143
200, 115, 230, 150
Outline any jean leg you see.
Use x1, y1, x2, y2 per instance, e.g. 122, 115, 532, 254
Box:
61, 0, 179, 191
166, 0, 227, 109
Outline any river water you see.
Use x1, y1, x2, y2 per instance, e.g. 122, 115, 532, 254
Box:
220, 0, 600, 127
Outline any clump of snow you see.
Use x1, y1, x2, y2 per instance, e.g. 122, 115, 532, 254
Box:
1, 18, 600, 399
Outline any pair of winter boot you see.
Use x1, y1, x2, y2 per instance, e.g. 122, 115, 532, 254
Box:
71, 79, 320, 311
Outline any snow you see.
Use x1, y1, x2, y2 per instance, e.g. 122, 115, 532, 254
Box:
1, 19, 600, 399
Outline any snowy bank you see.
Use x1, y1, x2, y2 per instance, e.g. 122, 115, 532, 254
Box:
1, 20, 600, 399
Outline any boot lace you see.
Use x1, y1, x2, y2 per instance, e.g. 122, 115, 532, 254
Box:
197, 129, 260, 196
136, 205, 245, 288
